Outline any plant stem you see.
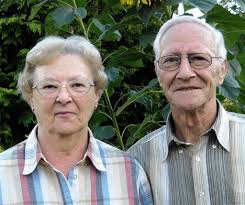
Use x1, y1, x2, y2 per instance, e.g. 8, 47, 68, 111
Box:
57, 0, 73, 8
104, 90, 125, 150
77, 17, 88, 39
72, 0, 88, 38
72, 0, 77, 8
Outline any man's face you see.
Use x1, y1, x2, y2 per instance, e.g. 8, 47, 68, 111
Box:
155, 23, 227, 111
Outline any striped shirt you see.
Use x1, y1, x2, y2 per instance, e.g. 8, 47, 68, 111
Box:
128, 101, 245, 205
0, 126, 153, 205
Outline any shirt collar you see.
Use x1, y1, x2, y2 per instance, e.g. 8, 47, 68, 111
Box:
211, 100, 230, 151
86, 128, 106, 172
161, 114, 174, 161
23, 126, 106, 175
22, 125, 42, 175
163, 100, 230, 161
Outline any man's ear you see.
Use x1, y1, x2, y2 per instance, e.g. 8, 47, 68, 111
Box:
154, 61, 161, 84
217, 59, 228, 85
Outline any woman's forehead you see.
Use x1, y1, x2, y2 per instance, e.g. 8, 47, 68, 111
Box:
33, 54, 93, 82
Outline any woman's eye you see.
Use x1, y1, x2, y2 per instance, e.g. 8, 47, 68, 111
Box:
42, 84, 57, 89
72, 83, 85, 87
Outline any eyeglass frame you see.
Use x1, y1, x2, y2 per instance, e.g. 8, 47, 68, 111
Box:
32, 79, 95, 98
155, 53, 224, 71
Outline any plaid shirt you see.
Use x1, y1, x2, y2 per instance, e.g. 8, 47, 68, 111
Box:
0, 126, 153, 205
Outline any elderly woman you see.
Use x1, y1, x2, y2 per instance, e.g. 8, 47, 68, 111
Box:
0, 36, 153, 204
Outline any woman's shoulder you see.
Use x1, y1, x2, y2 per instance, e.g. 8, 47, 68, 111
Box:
0, 140, 26, 161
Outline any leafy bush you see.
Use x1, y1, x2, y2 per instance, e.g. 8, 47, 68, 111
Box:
0, 0, 244, 151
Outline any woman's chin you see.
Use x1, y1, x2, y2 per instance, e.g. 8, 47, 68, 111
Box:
52, 122, 84, 136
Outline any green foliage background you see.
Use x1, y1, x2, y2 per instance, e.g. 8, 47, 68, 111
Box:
0, 0, 244, 151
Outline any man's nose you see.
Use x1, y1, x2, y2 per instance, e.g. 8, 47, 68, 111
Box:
176, 57, 196, 80
56, 85, 72, 104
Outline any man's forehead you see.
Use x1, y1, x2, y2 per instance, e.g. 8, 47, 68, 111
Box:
159, 22, 215, 54
163, 22, 212, 40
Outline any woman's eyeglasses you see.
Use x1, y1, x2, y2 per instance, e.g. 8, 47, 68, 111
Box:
32, 79, 95, 98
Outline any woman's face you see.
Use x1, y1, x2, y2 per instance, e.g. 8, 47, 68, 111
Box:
31, 54, 99, 136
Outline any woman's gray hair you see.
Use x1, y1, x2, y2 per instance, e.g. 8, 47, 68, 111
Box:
17, 35, 108, 104
153, 15, 227, 60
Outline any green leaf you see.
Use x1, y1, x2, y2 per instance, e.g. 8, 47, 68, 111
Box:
105, 67, 120, 83
26, 21, 42, 34
139, 34, 155, 49
207, 5, 245, 48
93, 125, 115, 140
122, 59, 144, 68
45, 12, 60, 35
52, 7, 75, 27
18, 111, 36, 127
92, 15, 139, 42
183, 0, 217, 13
89, 111, 110, 126
115, 79, 158, 116
28, 0, 48, 21
219, 72, 240, 100
107, 47, 147, 67
162, 103, 171, 121
92, 18, 106, 32
75, 7, 87, 19
126, 115, 156, 148
237, 52, 245, 83
229, 58, 241, 77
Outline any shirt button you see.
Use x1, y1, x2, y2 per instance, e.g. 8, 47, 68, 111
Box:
73, 174, 77, 179
179, 149, 183, 154
195, 156, 201, 162
199, 192, 205, 197
212, 144, 217, 149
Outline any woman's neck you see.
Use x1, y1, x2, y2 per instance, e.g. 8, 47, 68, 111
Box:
37, 127, 89, 177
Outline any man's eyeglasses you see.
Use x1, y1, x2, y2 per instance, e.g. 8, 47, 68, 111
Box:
32, 79, 95, 98
155, 53, 223, 71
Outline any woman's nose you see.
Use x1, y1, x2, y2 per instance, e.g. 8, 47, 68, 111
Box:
55, 86, 72, 104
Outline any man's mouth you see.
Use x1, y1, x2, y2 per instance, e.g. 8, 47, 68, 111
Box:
175, 86, 200, 91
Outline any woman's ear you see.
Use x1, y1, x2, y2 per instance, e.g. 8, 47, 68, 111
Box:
94, 90, 100, 109
29, 95, 35, 113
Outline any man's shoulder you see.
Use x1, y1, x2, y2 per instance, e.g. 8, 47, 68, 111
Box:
128, 125, 167, 152
227, 111, 245, 124
134, 125, 166, 146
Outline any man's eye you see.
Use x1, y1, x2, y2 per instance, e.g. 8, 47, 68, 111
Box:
164, 56, 179, 63
191, 55, 209, 62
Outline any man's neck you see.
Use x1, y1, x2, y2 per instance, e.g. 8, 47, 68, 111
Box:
171, 100, 218, 144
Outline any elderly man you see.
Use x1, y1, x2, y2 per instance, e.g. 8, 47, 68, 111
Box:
129, 16, 245, 205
